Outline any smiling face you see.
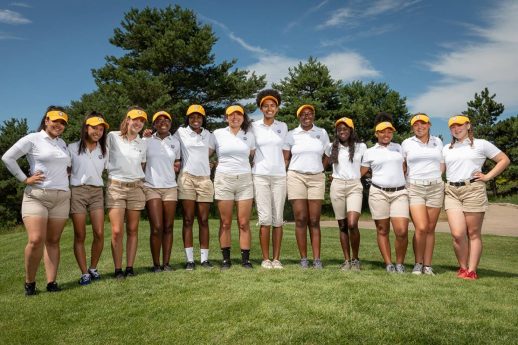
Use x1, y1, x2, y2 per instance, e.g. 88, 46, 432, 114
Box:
298, 107, 315, 130
87, 124, 105, 143
227, 111, 244, 130
450, 122, 470, 141
153, 115, 172, 136
188, 113, 204, 132
44, 117, 66, 138
412, 120, 430, 139
375, 128, 394, 145
261, 99, 278, 120
128, 117, 145, 135
336, 123, 351, 142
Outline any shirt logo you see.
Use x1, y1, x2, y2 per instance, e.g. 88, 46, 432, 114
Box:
277, 130, 281, 133
98, 155, 103, 159
243, 137, 247, 141
171, 145, 175, 149
316, 135, 320, 139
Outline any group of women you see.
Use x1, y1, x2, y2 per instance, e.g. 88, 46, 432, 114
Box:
2, 89, 510, 296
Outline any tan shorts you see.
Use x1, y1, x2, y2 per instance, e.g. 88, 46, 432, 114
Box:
105, 179, 145, 210
70, 185, 104, 214
178, 172, 214, 202
253, 174, 286, 227
407, 181, 444, 208
330, 178, 363, 219
22, 187, 71, 219
143, 186, 178, 202
287, 170, 325, 200
444, 181, 488, 212
368, 186, 409, 220
214, 172, 254, 201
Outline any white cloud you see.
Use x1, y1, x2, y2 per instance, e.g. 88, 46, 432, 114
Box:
0, 9, 30, 24
409, 0, 518, 118
0, 31, 21, 40
10, 2, 31, 8
284, 0, 329, 32
317, 8, 352, 29
228, 32, 268, 55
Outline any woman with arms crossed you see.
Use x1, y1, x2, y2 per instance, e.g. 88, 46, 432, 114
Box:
443, 115, 509, 280
2, 106, 70, 294
69, 113, 109, 285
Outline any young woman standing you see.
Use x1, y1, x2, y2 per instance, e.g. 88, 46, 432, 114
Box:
69, 113, 109, 285
2, 106, 71, 294
324, 117, 366, 271
106, 107, 147, 279
401, 113, 444, 275
443, 115, 509, 280
251, 89, 288, 269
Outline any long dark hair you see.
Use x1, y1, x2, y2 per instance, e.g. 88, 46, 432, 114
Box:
330, 124, 360, 164
37, 105, 66, 131
78, 112, 107, 156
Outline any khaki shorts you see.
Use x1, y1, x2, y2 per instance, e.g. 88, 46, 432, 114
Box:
368, 186, 409, 219
408, 181, 444, 208
330, 178, 363, 219
106, 179, 145, 210
143, 186, 178, 202
214, 172, 254, 201
70, 185, 104, 214
178, 172, 214, 202
253, 174, 286, 227
444, 181, 488, 212
22, 187, 70, 219
287, 170, 325, 200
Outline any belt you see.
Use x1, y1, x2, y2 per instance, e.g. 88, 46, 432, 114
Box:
109, 179, 142, 188
408, 178, 443, 186
371, 183, 405, 192
448, 178, 478, 187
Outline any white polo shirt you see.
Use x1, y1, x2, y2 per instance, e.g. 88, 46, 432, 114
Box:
214, 127, 255, 174
325, 142, 367, 180
283, 125, 330, 174
251, 119, 288, 177
106, 131, 146, 182
361, 142, 406, 187
443, 138, 501, 182
1, 130, 70, 190
402, 135, 444, 180
68, 141, 106, 187
173, 126, 215, 177
143, 133, 181, 188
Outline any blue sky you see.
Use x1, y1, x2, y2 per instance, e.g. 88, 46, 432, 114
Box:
1, 0, 517, 139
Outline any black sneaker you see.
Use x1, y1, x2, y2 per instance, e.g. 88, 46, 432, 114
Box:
114, 269, 125, 280
201, 260, 214, 269
124, 267, 135, 277
88, 268, 101, 280
151, 265, 162, 273
185, 261, 195, 271
46, 281, 61, 292
161, 264, 173, 272
25, 282, 37, 296
221, 260, 232, 270
242, 261, 253, 269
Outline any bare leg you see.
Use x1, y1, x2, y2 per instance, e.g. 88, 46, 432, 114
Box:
272, 226, 283, 261
465, 212, 485, 272
237, 199, 253, 250
446, 209, 469, 269
109, 208, 126, 269
423, 207, 441, 266
375, 218, 392, 264
72, 213, 88, 274
291, 199, 308, 258
347, 211, 361, 259
43, 218, 67, 283
259, 225, 271, 260
308, 200, 322, 260
197, 202, 211, 249
125, 209, 141, 267
23, 216, 47, 282
147, 198, 163, 266
218, 200, 234, 248
162, 201, 176, 265
391, 217, 409, 265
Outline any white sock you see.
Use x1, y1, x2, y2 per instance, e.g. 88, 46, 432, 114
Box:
201, 249, 209, 263
185, 247, 194, 262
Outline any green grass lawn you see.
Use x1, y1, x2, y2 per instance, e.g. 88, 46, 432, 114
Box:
1, 220, 517, 345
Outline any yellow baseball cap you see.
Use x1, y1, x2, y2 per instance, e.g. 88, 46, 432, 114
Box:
127, 109, 148, 122
296, 104, 315, 117
186, 104, 206, 116
152, 111, 172, 123
448, 115, 470, 127
375, 121, 396, 132
335, 117, 354, 129
259, 95, 279, 107
86, 116, 109, 129
410, 113, 430, 126
46, 110, 68, 124
225, 105, 245, 116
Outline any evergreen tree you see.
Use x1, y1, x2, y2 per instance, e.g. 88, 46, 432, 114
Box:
464, 87, 504, 139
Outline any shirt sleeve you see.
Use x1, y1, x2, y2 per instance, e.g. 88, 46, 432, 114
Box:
173, 138, 181, 160
481, 139, 501, 159
321, 129, 330, 151
282, 131, 293, 151
361, 149, 371, 168
208, 132, 216, 150
248, 132, 256, 150
1, 135, 33, 182
324, 142, 332, 157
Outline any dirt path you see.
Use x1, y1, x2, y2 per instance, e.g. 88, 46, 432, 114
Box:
319, 203, 518, 237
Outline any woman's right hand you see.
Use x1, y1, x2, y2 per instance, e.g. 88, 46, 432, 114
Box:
25, 171, 45, 185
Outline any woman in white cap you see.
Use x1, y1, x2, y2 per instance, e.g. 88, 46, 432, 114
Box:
173, 104, 215, 270
443, 115, 509, 280
143, 111, 181, 272
2, 106, 71, 295
251, 89, 288, 269
106, 106, 147, 279
401, 113, 444, 275
214, 104, 256, 269
283, 104, 330, 269
324, 117, 366, 271
69, 112, 109, 285
360, 112, 409, 273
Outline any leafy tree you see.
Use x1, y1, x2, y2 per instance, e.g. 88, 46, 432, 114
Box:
66, 5, 265, 141
0, 118, 29, 229
488, 116, 518, 195
464, 87, 504, 139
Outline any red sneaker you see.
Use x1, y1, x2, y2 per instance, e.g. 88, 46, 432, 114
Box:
463, 270, 479, 280
457, 267, 468, 278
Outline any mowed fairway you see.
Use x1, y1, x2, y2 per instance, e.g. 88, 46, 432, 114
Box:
0, 220, 517, 345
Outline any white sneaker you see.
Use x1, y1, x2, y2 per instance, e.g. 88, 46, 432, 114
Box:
340, 260, 351, 271
271, 259, 284, 269
423, 266, 435, 276
386, 264, 396, 273
395, 264, 406, 274
261, 259, 273, 269
412, 263, 423, 275
351, 258, 361, 271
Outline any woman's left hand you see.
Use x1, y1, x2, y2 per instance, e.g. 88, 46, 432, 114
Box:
473, 171, 490, 182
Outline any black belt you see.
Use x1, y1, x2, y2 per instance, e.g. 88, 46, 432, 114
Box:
371, 183, 405, 192
449, 178, 477, 187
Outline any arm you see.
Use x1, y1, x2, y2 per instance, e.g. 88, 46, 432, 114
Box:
360, 166, 370, 177
2, 139, 44, 185
282, 150, 291, 170
322, 155, 330, 170
473, 152, 510, 182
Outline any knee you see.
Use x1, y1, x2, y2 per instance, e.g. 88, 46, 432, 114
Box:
162, 223, 173, 235
27, 237, 44, 249
74, 232, 86, 243
347, 221, 359, 232
395, 232, 408, 240
220, 221, 232, 232
377, 227, 389, 236
308, 217, 320, 229
92, 229, 104, 241
238, 222, 249, 233
294, 215, 308, 228
183, 217, 194, 228
150, 223, 163, 235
